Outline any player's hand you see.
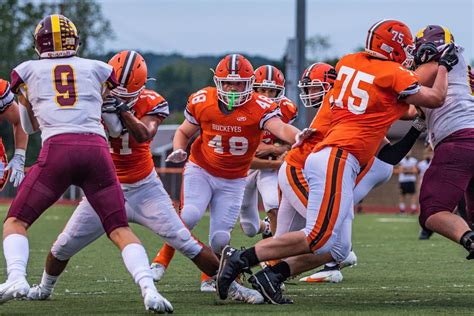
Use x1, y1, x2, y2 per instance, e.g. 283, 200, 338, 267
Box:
292, 128, 315, 149
166, 149, 188, 163
438, 43, 458, 72
102, 96, 131, 113
255, 143, 275, 158
411, 115, 427, 133
414, 42, 439, 66
5, 149, 25, 187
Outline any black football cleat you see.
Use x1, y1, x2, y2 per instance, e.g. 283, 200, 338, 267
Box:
249, 268, 293, 305
216, 246, 251, 300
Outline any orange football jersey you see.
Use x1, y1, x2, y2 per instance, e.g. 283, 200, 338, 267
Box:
261, 96, 298, 144
314, 52, 419, 166
109, 89, 169, 184
186, 87, 280, 179
285, 99, 332, 170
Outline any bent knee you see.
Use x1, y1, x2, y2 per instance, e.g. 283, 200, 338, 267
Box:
240, 221, 259, 238
209, 231, 231, 254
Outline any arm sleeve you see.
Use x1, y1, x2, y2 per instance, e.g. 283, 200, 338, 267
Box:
377, 127, 421, 165
102, 113, 123, 138
19, 104, 36, 135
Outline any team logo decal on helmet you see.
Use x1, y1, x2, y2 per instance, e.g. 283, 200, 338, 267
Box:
365, 19, 415, 69
298, 62, 336, 108
34, 14, 80, 58
254, 65, 286, 102
213, 54, 255, 108
108, 50, 148, 108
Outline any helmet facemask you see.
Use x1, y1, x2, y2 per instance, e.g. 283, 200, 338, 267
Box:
298, 79, 331, 108
214, 75, 255, 109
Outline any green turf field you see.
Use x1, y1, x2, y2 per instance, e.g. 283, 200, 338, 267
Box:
0, 205, 473, 315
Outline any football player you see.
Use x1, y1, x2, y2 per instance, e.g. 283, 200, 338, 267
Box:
27, 50, 263, 305
239, 65, 298, 240
0, 15, 172, 313
274, 62, 426, 284
413, 26, 474, 260
150, 54, 310, 292
0, 79, 28, 189
217, 19, 457, 304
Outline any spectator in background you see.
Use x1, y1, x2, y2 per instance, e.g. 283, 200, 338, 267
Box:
397, 152, 418, 214
417, 145, 434, 239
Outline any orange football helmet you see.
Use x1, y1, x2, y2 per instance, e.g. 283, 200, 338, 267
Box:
298, 62, 336, 108
108, 50, 147, 107
254, 65, 285, 102
213, 54, 255, 107
0, 139, 9, 191
365, 19, 415, 69
34, 14, 79, 59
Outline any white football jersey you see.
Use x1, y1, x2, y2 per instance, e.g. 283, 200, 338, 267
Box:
398, 156, 418, 183
423, 48, 474, 147
11, 56, 116, 142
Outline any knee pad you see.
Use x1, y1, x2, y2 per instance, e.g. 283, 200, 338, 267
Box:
170, 228, 202, 259
209, 230, 231, 254
240, 221, 259, 238
51, 232, 80, 261
180, 205, 203, 230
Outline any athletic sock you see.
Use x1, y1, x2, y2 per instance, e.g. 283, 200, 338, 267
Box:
3, 234, 29, 281
241, 247, 259, 267
152, 243, 175, 268
40, 270, 58, 292
121, 243, 156, 296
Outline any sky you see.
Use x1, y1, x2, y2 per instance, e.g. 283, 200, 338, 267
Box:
93, 0, 474, 62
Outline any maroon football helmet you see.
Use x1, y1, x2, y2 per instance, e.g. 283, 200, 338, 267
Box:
414, 25, 455, 62
34, 14, 80, 58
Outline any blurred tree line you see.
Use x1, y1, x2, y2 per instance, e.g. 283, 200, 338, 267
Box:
0, 0, 112, 165
0, 0, 338, 167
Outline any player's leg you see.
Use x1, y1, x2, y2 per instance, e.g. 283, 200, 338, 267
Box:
239, 170, 261, 237
152, 162, 212, 281
1, 138, 72, 303
216, 148, 359, 301
78, 136, 172, 313
129, 172, 219, 279
28, 198, 105, 300
420, 139, 474, 253
256, 169, 280, 234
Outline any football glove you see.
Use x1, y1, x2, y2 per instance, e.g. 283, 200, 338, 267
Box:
292, 128, 315, 149
414, 42, 439, 66
438, 43, 458, 72
165, 149, 187, 163
411, 115, 427, 133
5, 149, 25, 187
102, 96, 131, 114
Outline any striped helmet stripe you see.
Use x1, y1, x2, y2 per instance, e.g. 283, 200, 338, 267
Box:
304, 63, 318, 78
366, 19, 389, 50
441, 26, 452, 44
51, 14, 62, 52
266, 65, 273, 81
119, 51, 138, 87
229, 54, 238, 74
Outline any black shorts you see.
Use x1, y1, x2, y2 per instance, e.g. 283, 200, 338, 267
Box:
400, 181, 416, 195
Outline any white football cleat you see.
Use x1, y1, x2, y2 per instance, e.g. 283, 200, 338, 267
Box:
200, 278, 216, 293
27, 284, 52, 300
299, 267, 343, 283
340, 251, 357, 269
143, 289, 173, 314
150, 263, 166, 282
228, 281, 264, 304
0, 278, 30, 303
